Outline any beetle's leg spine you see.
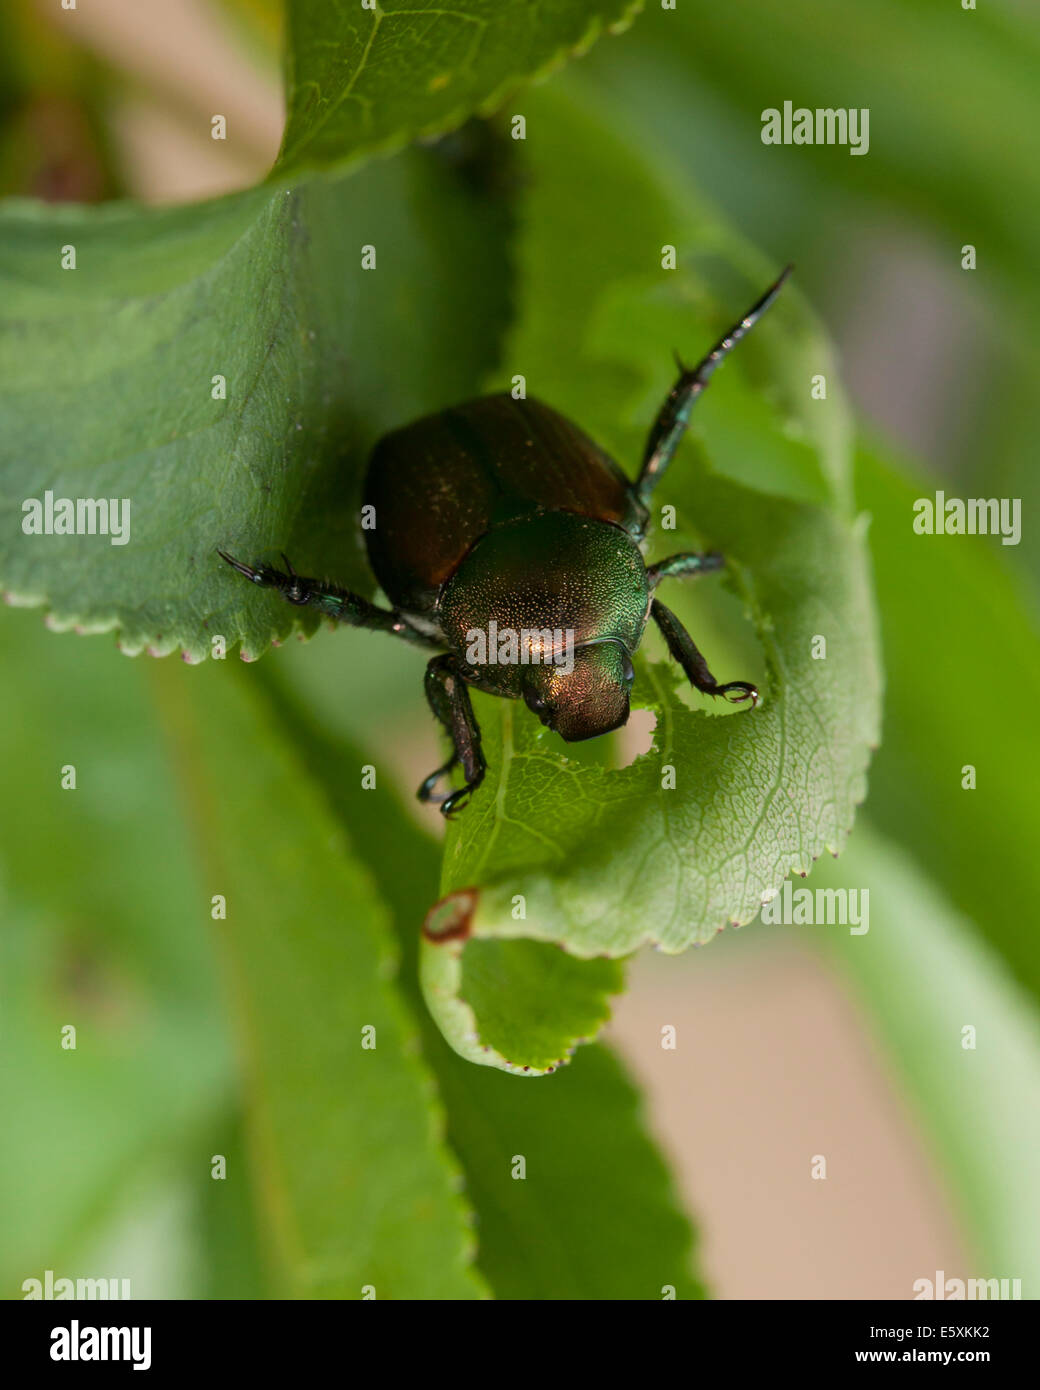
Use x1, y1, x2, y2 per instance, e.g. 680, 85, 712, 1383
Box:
634, 265, 792, 508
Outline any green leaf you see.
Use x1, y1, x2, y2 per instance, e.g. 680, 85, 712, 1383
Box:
277, 0, 644, 177
582, 0, 1040, 598
812, 822, 1040, 1291
855, 441, 1040, 1006
422, 81, 880, 1072
0, 608, 231, 1291
482, 80, 854, 513
152, 656, 485, 1300
584, 6, 1040, 1021
258, 661, 704, 1297
0, 142, 511, 659
422, 930, 625, 1075
195, 1115, 271, 1300
608, 0, 1040, 321
434, 1040, 704, 1298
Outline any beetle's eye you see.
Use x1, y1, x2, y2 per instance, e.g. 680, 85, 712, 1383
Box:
621, 652, 635, 684
525, 689, 547, 714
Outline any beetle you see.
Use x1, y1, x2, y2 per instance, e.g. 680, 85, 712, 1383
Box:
220, 267, 791, 816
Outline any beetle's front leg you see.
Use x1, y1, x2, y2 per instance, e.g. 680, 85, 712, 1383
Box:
634, 266, 792, 508
218, 549, 436, 648
647, 551, 724, 589
652, 598, 758, 705
418, 654, 486, 817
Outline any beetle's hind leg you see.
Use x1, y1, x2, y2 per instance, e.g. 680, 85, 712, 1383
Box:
418, 655, 487, 817
647, 551, 724, 588
634, 266, 792, 508
218, 549, 436, 648
652, 598, 758, 706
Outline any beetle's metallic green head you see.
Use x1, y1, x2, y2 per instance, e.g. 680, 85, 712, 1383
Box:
522, 636, 634, 742
437, 512, 648, 734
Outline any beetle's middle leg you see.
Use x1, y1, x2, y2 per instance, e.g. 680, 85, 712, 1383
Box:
418, 654, 487, 817
634, 265, 791, 508
647, 551, 724, 589
652, 598, 758, 705
218, 550, 437, 648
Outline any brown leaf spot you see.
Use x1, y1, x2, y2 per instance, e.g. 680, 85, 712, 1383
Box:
422, 887, 479, 943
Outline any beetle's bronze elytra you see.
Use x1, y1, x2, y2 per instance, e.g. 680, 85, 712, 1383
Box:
221, 268, 791, 815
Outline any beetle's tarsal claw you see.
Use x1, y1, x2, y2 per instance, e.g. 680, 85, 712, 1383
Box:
441, 786, 472, 818
716, 680, 758, 706
418, 782, 449, 805
417, 757, 458, 804
432, 769, 484, 817
218, 549, 263, 583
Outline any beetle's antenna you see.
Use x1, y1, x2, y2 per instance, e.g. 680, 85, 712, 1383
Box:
635, 265, 794, 507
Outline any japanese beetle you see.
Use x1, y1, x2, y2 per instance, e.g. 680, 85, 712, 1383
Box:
221, 268, 790, 815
